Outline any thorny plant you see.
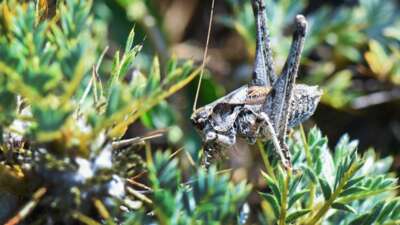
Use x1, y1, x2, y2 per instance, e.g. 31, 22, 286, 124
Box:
191, 0, 322, 170
0, 0, 399, 225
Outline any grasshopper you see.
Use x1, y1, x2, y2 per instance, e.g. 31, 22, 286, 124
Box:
191, 0, 322, 170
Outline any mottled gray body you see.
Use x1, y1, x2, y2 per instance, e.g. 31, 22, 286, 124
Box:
191, 0, 322, 169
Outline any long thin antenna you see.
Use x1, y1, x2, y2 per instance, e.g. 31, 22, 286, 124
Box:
192, 0, 215, 111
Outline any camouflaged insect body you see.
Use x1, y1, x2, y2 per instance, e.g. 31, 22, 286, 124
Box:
192, 85, 321, 166
191, 0, 322, 169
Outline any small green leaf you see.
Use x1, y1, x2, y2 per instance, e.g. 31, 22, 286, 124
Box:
349, 214, 370, 225
337, 45, 361, 62
364, 201, 386, 224
276, 166, 286, 194
302, 165, 318, 183
319, 177, 332, 200
378, 178, 397, 189
371, 175, 384, 189
261, 171, 281, 204
391, 203, 400, 219
288, 189, 309, 209
125, 27, 135, 53
334, 134, 358, 165
377, 200, 398, 223
340, 186, 368, 197
335, 161, 345, 189
285, 209, 311, 223
106, 83, 128, 117
332, 202, 356, 214
288, 174, 303, 195
140, 112, 154, 129
344, 176, 365, 189
32, 106, 71, 132
111, 50, 120, 78
119, 50, 138, 79
260, 193, 280, 218
145, 57, 161, 94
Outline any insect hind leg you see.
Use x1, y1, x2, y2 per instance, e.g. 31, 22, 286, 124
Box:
263, 15, 307, 135
251, 0, 276, 87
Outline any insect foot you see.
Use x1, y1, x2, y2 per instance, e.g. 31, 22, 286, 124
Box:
191, 0, 322, 170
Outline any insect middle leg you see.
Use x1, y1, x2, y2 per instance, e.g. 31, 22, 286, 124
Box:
261, 15, 308, 170
258, 112, 291, 170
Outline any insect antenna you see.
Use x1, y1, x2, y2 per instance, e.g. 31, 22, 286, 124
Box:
192, 0, 216, 112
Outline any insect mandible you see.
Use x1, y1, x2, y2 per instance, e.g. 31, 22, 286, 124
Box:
191, 0, 322, 170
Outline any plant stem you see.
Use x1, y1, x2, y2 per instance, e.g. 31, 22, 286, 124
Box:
279, 172, 290, 225
338, 187, 399, 203
72, 211, 102, 225
299, 125, 315, 209
299, 125, 312, 166
305, 163, 359, 225
257, 141, 276, 180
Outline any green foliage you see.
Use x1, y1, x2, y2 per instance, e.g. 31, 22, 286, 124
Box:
124, 150, 251, 225
0, 0, 200, 223
258, 127, 399, 225
121, 127, 399, 225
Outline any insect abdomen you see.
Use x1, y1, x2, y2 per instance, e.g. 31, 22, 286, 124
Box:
288, 84, 322, 128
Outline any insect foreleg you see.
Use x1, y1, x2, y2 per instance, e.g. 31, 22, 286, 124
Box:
202, 143, 216, 169
202, 131, 236, 168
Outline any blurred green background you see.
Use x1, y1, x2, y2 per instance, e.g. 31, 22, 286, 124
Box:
92, 0, 400, 171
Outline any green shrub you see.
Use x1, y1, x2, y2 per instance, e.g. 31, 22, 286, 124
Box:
0, 0, 199, 223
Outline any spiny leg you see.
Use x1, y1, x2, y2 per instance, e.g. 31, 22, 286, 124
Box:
257, 0, 276, 85
251, 0, 276, 87
263, 15, 308, 168
259, 112, 291, 170
276, 15, 307, 137
201, 132, 236, 169
202, 144, 228, 169
202, 143, 216, 169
